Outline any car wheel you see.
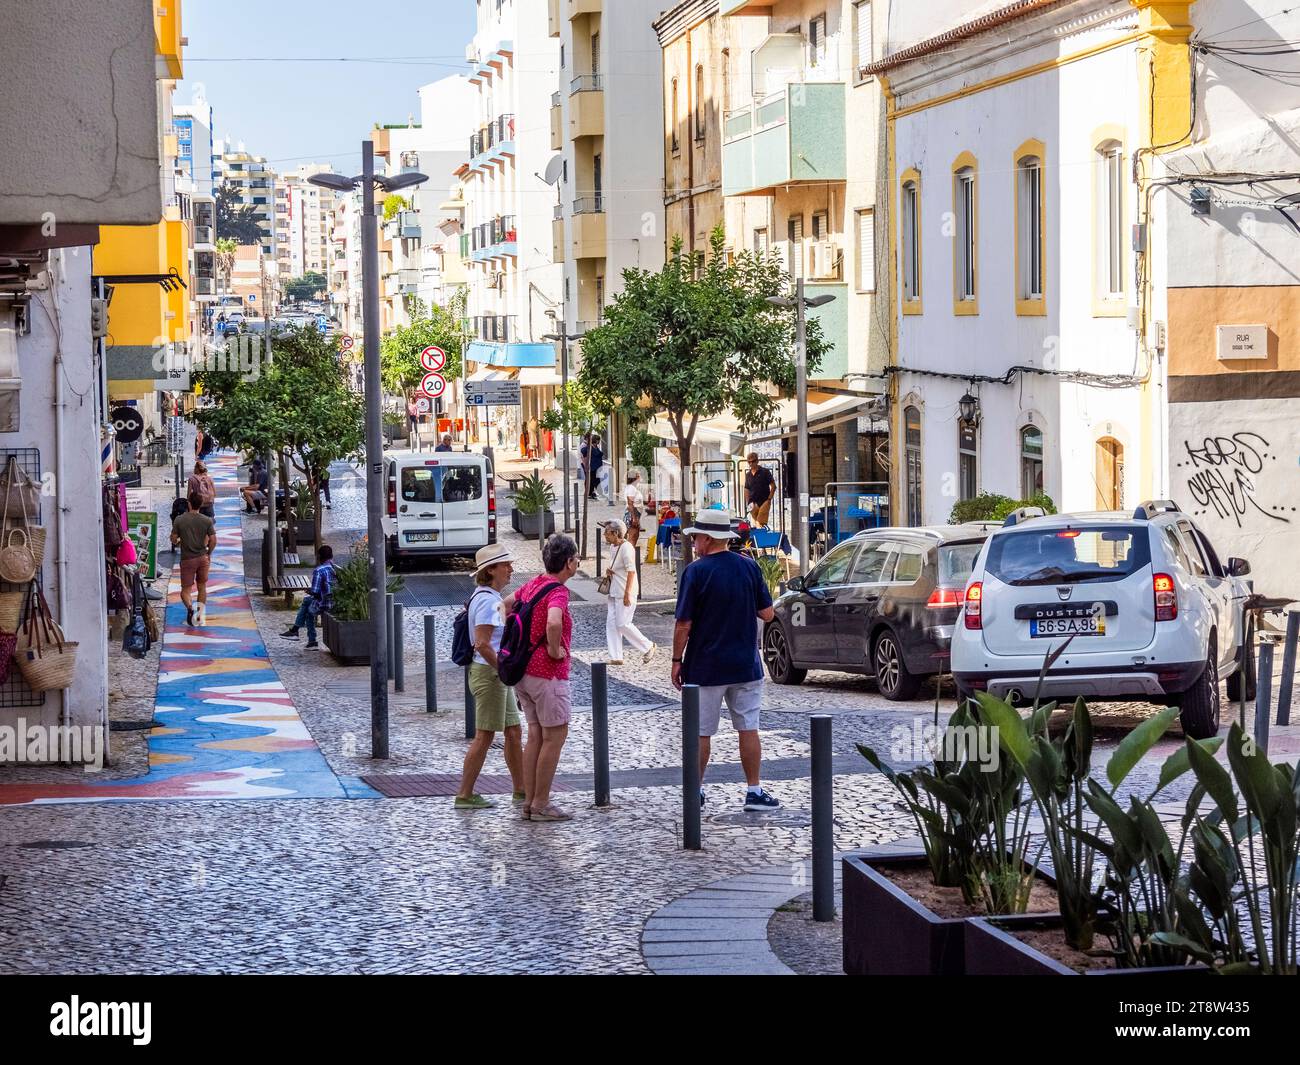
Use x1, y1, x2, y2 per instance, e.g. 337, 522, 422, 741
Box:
762, 623, 806, 686
1178, 633, 1221, 740
873, 630, 921, 701
1225, 617, 1257, 704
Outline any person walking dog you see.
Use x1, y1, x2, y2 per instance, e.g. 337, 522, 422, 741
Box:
514, 534, 580, 822
602, 520, 654, 666
671, 510, 781, 812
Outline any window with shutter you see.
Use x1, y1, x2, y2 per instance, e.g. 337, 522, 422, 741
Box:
856, 209, 875, 292
855, 1, 873, 75
787, 215, 804, 279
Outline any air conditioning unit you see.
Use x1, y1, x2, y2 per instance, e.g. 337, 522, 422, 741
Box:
809, 241, 839, 280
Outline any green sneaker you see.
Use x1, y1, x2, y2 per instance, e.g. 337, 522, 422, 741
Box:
454, 794, 496, 810
511, 791, 527, 804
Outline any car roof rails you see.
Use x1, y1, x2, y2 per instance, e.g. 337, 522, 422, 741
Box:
1133, 499, 1181, 520
1003, 506, 1045, 527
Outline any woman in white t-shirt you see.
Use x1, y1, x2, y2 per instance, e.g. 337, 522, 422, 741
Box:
455, 545, 524, 809
603, 519, 655, 665
623, 471, 645, 546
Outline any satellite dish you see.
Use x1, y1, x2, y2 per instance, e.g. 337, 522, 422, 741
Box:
541, 155, 564, 186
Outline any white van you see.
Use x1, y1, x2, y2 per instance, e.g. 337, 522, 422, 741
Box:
382, 451, 496, 564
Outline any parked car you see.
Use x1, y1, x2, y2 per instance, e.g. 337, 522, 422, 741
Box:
763, 524, 995, 699
950, 501, 1254, 739
381, 450, 497, 565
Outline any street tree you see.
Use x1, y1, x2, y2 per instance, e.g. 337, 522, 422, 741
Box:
215, 185, 264, 246
379, 296, 465, 397
577, 228, 826, 558
190, 327, 364, 548
284, 271, 328, 303
215, 238, 237, 295
539, 381, 609, 557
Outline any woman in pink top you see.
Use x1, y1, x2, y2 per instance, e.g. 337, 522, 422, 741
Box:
515, 533, 579, 822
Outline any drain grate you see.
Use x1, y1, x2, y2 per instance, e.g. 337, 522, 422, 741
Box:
110, 720, 158, 732
360, 773, 574, 798
16, 840, 95, 850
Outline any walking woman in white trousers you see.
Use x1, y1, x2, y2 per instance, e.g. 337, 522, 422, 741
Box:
603, 520, 655, 665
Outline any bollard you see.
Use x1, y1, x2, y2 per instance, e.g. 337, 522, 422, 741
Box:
572, 483, 580, 535
424, 613, 437, 713
682, 684, 701, 850
634, 542, 642, 601
385, 593, 395, 682
1255, 640, 1275, 755
811, 714, 834, 922
1277, 612, 1300, 726
464, 665, 475, 740
393, 603, 405, 692
596, 534, 603, 579
592, 662, 610, 807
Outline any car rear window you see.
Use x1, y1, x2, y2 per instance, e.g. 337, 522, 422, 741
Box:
939, 542, 983, 586
984, 526, 1150, 585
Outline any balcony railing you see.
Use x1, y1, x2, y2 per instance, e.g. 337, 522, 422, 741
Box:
551, 91, 561, 108
573, 195, 604, 214
195, 277, 215, 296
398, 269, 421, 293
469, 215, 518, 255
193, 225, 214, 246
469, 113, 517, 161
575, 321, 600, 335
570, 74, 603, 94
471, 315, 516, 342
553, 202, 564, 221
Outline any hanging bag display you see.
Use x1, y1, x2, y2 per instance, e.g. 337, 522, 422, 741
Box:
0, 588, 25, 632
0, 456, 39, 520
13, 583, 78, 692
0, 472, 37, 584
107, 562, 130, 612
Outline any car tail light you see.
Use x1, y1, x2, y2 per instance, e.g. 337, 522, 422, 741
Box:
964, 581, 983, 629
487, 476, 496, 513
927, 587, 963, 609
1154, 573, 1177, 621
387, 481, 396, 516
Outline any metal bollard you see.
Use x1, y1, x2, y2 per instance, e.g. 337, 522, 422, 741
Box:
424, 613, 437, 713
1255, 640, 1275, 755
393, 602, 405, 692
596, 534, 603, 579
682, 684, 701, 850
572, 483, 580, 534
592, 662, 610, 807
634, 542, 642, 600
385, 593, 395, 681
1277, 612, 1299, 726
464, 664, 475, 739
811, 714, 834, 922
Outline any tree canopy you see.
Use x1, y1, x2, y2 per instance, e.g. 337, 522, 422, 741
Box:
215, 185, 264, 246
284, 272, 327, 303
577, 228, 826, 517
380, 296, 465, 396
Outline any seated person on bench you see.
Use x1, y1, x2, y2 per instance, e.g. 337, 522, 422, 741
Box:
241, 459, 269, 514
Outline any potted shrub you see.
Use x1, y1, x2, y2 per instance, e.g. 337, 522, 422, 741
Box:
322, 544, 403, 665
289, 479, 316, 544
512, 471, 555, 539
845, 698, 1053, 976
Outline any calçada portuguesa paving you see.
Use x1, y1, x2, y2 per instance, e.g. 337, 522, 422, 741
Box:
0, 452, 1295, 974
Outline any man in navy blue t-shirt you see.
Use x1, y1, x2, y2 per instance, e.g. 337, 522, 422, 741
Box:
671, 510, 780, 812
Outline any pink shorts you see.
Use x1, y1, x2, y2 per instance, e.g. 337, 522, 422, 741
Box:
515, 673, 572, 728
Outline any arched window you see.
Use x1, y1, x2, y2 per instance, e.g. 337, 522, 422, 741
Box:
952, 152, 977, 311
1020, 425, 1043, 499
905, 405, 923, 525
1014, 140, 1046, 314
1095, 139, 1125, 302
671, 78, 680, 154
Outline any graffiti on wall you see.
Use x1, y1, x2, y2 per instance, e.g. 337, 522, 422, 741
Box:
1177, 432, 1291, 527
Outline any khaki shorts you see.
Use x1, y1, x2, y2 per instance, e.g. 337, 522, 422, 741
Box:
469, 662, 520, 733
697, 680, 763, 736
179, 554, 210, 591
515, 672, 572, 728
750, 498, 772, 527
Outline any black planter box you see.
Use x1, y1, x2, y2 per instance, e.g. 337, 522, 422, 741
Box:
843, 851, 1060, 976
514, 509, 555, 540
293, 518, 317, 545
322, 610, 371, 666
965, 914, 1209, 976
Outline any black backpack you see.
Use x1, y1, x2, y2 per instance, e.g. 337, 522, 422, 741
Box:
450, 588, 492, 667
496, 581, 561, 687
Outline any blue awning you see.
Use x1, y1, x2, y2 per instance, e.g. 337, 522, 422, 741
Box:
467, 341, 556, 369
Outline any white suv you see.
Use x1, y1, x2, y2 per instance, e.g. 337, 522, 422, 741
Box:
950, 501, 1254, 739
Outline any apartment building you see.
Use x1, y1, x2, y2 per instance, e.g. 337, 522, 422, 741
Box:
462, 0, 564, 454
278, 165, 337, 283
175, 88, 217, 327
215, 140, 278, 258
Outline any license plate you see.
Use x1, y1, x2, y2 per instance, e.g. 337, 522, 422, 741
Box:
407, 531, 438, 543
1030, 617, 1105, 637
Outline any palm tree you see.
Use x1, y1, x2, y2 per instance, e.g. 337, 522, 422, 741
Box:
215, 238, 237, 298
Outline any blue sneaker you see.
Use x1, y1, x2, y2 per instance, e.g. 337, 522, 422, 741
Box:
743, 788, 781, 812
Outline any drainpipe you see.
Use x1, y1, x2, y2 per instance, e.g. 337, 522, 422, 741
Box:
51, 252, 71, 729
686, 32, 696, 256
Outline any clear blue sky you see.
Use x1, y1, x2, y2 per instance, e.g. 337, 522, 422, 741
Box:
179, 0, 479, 174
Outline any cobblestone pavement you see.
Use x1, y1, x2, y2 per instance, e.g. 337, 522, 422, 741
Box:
0, 449, 1293, 972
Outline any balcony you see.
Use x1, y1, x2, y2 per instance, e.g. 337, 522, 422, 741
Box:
569, 77, 604, 139
472, 315, 516, 343
195, 277, 215, 297
193, 225, 214, 249
468, 114, 517, 171
552, 215, 565, 263
571, 196, 605, 259
575, 321, 601, 335
721, 0, 775, 12
722, 81, 846, 197
468, 215, 518, 262
388, 209, 421, 240
399, 269, 421, 294
550, 93, 563, 151
568, 0, 601, 17
548, 0, 562, 36
400, 152, 421, 174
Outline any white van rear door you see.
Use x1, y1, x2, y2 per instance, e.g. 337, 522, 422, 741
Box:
438, 461, 488, 549
397, 463, 442, 549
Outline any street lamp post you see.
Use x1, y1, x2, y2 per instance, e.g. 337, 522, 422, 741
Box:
768, 279, 835, 576
542, 323, 580, 534
310, 145, 428, 760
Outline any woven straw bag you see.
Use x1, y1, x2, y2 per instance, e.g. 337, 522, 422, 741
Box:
0, 589, 24, 632
0, 526, 36, 584
6, 521, 46, 568
0, 456, 39, 520
13, 583, 76, 692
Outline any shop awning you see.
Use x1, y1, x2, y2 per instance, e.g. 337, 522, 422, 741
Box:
517, 366, 563, 388
466, 366, 509, 383
465, 341, 556, 368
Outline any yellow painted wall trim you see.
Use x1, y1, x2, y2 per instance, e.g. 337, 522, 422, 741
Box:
892, 31, 1143, 121
1013, 139, 1047, 317
951, 151, 978, 315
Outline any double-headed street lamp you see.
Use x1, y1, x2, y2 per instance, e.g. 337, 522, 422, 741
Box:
767, 279, 835, 577
309, 144, 427, 760
542, 315, 582, 536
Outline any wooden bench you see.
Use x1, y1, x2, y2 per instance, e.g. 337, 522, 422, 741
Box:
503, 474, 526, 495
261, 531, 312, 605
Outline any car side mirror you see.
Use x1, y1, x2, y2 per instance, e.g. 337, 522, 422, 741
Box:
786, 576, 805, 593
1227, 557, 1251, 577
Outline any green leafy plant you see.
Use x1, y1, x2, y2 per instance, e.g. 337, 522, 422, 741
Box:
329, 544, 403, 622
382, 193, 410, 222
379, 294, 465, 394
949, 491, 1058, 525
628, 427, 658, 475
290, 480, 313, 520
513, 471, 555, 516
755, 555, 785, 598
